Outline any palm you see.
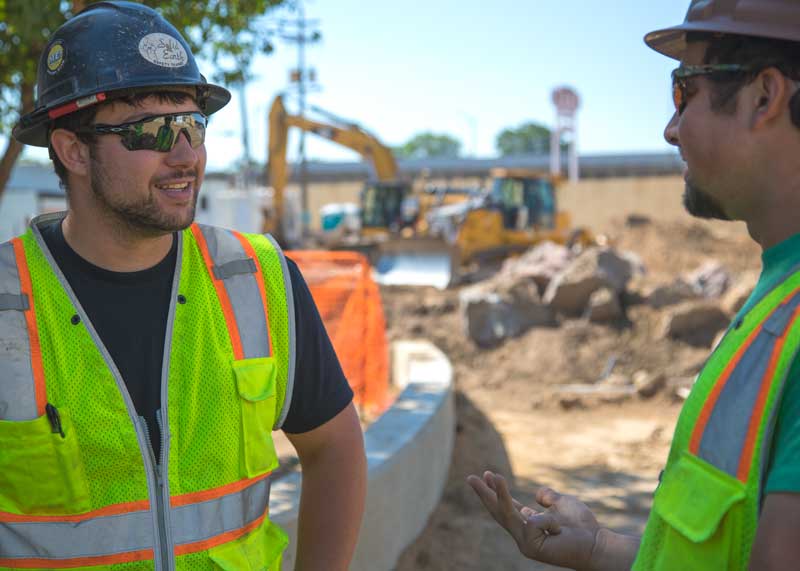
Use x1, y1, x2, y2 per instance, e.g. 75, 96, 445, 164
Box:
468, 472, 598, 570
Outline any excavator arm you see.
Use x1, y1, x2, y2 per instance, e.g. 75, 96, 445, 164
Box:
266, 94, 401, 243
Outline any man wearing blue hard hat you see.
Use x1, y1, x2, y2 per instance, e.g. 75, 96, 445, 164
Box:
1, 2, 365, 569
470, 1, 800, 569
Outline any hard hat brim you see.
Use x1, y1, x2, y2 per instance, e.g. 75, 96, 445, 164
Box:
646, 20, 800, 61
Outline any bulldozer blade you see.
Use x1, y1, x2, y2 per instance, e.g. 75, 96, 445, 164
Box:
372, 239, 457, 289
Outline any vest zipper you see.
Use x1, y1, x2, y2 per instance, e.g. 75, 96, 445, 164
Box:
155, 410, 173, 571
156, 233, 182, 571
139, 416, 170, 571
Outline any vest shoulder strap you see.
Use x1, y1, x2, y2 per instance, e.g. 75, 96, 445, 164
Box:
0, 237, 46, 421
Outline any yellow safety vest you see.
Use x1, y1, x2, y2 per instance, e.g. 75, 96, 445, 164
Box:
0, 213, 295, 570
633, 267, 800, 570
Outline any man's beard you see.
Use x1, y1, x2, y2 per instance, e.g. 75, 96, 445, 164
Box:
682, 179, 731, 221
90, 158, 198, 236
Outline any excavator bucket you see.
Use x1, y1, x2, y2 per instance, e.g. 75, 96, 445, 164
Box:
371, 237, 458, 289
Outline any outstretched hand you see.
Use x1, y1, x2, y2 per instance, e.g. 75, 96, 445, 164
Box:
467, 471, 600, 571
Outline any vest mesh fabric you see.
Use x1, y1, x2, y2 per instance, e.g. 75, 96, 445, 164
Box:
634, 270, 800, 569
20, 231, 150, 509
167, 231, 246, 494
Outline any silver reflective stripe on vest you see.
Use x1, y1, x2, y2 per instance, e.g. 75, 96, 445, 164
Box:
266, 234, 296, 430
197, 225, 271, 360
171, 477, 271, 546
0, 240, 38, 421
0, 510, 154, 560
697, 291, 800, 477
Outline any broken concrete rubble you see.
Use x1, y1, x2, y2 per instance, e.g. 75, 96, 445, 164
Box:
684, 260, 731, 298
499, 241, 572, 293
544, 247, 640, 316
644, 279, 698, 309
586, 287, 624, 323
661, 301, 730, 347
459, 276, 555, 348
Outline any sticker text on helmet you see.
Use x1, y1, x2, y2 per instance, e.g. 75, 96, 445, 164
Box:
46, 41, 65, 75
138, 33, 188, 69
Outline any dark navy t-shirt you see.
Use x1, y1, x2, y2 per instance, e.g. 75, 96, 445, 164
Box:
40, 221, 352, 458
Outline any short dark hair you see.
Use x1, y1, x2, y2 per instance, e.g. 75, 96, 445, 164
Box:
687, 32, 800, 125
49, 91, 194, 193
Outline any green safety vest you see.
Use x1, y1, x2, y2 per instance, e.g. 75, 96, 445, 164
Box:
0, 213, 296, 571
633, 267, 800, 570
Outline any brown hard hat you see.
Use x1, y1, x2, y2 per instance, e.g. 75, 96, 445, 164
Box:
645, 0, 800, 60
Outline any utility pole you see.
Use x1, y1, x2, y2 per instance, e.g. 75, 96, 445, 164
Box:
239, 82, 252, 189
275, 1, 321, 240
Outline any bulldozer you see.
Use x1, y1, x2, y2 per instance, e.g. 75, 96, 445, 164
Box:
375, 168, 591, 287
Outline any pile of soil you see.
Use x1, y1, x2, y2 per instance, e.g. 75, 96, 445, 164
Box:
385, 217, 760, 570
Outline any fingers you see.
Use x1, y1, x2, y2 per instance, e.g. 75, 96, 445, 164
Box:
468, 473, 527, 540
536, 486, 562, 509
493, 473, 527, 527
467, 474, 499, 516
524, 512, 563, 536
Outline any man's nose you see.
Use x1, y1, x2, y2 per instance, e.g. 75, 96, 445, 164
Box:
664, 111, 680, 146
166, 130, 199, 166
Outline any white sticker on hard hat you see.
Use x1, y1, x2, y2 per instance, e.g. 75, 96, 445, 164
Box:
138, 33, 188, 68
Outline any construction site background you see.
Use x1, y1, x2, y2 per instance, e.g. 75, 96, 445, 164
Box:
277, 175, 686, 233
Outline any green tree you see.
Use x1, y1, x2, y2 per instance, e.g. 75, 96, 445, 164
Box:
395, 132, 462, 159
495, 121, 554, 156
0, 0, 287, 198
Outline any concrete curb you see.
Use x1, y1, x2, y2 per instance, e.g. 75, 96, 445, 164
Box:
271, 339, 455, 570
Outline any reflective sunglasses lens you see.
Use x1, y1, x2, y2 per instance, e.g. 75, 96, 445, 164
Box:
121, 114, 206, 151
672, 79, 686, 114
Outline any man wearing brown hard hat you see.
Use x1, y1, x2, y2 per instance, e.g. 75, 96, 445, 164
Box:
469, 1, 800, 569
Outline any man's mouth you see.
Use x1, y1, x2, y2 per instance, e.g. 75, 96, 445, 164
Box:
155, 180, 194, 196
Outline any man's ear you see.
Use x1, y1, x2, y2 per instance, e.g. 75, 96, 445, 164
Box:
49, 129, 91, 178
751, 67, 793, 130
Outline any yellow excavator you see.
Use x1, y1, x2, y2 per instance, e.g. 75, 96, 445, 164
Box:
266, 94, 459, 287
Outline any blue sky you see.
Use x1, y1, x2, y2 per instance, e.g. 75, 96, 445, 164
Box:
18, 1, 690, 172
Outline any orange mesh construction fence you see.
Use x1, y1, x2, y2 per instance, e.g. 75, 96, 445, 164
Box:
286, 250, 390, 415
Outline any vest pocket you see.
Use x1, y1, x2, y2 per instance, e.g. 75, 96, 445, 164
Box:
652, 452, 746, 569
208, 518, 289, 571
0, 408, 91, 515
233, 357, 280, 478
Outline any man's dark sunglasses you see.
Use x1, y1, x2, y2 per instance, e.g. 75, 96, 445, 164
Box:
671, 64, 751, 114
81, 112, 207, 151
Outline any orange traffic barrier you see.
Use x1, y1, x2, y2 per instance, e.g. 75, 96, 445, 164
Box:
287, 250, 390, 416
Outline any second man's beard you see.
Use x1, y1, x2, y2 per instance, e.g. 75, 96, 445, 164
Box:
682, 180, 731, 221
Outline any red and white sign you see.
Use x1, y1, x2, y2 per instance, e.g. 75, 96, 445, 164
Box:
552, 87, 580, 115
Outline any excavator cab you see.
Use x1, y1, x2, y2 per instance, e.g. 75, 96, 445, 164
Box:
360, 181, 415, 234
488, 173, 557, 231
